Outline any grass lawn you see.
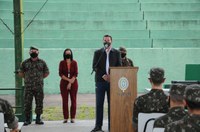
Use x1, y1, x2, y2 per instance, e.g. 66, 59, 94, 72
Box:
42, 105, 108, 121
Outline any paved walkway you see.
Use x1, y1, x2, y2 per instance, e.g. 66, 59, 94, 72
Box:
3, 93, 144, 132
20, 120, 109, 132
2, 94, 109, 132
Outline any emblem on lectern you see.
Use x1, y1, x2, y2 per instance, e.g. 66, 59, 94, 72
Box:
118, 77, 129, 92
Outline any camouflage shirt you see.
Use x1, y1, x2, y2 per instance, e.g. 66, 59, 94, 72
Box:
164, 114, 200, 132
0, 98, 18, 129
122, 57, 133, 67
133, 89, 169, 127
20, 58, 49, 87
154, 106, 188, 128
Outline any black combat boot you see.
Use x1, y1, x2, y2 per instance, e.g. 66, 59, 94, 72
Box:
35, 114, 44, 125
23, 120, 31, 126
23, 115, 31, 126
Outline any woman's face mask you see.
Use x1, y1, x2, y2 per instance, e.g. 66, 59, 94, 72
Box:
65, 54, 71, 59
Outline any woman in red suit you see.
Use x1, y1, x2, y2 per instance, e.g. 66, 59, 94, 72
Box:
59, 48, 78, 123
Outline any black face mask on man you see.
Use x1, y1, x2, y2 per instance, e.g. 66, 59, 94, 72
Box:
103, 42, 111, 49
30, 52, 38, 58
65, 54, 71, 59
121, 53, 126, 58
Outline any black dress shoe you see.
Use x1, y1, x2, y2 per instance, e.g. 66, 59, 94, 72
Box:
23, 120, 31, 126
71, 119, 75, 123
91, 126, 103, 132
63, 119, 68, 123
35, 119, 44, 125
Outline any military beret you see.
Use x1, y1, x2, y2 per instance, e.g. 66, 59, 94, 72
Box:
149, 67, 164, 80
185, 84, 200, 103
119, 46, 127, 52
30, 46, 39, 51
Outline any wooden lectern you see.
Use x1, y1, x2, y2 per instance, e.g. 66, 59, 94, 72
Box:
110, 67, 138, 132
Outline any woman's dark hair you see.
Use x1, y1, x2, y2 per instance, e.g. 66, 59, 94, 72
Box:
63, 48, 73, 61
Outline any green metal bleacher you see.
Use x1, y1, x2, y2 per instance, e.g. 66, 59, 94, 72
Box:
0, 0, 200, 94
141, 3, 200, 11
1, 0, 200, 48
140, 0, 200, 3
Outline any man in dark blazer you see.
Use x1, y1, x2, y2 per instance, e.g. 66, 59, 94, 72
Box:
91, 35, 122, 132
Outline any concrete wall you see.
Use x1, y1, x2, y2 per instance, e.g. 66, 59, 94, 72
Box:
1, 0, 200, 94
1, 48, 200, 94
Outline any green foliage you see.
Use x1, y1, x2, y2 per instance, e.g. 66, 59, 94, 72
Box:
76, 105, 95, 119
43, 106, 63, 121
42, 105, 108, 121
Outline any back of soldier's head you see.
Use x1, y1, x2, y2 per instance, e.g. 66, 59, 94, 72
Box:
184, 84, 200, 110
170, 83, 186, 103
149, 67, 165, 85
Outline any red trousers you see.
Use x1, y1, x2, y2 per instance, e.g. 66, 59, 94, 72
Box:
60, 86, 78, 119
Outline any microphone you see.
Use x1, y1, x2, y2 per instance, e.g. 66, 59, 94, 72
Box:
91, 48, 105, 75
91, 69, 95, 75
104, 44, 109, 49
14, 70, 20, 74
91, 42, 111, 75
14, 71, 19, 74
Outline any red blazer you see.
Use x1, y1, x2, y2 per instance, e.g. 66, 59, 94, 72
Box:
59, 60, 78, 89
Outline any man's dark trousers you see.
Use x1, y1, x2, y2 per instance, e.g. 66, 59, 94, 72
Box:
95, 82, 110, 129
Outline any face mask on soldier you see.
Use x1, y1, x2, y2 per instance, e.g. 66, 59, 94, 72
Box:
30, 52, 38, 58
121, 53, 126, 58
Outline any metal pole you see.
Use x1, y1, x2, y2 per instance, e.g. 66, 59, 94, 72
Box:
13, 0, 24, 121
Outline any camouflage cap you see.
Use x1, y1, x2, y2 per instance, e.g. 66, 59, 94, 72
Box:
30, 46, 39, 51
185, 84, 200, 103
119, 46, 127, 52
170, 83, 186, 101
149, 67, 164, 80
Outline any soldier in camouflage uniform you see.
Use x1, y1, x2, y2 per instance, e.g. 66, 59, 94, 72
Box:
165, 84, 200, 132
18, 46, 49, 126
132, 67, 169, 131
119, 46, 134, 67
153, 83, 188, 128
0, 98, 19, 132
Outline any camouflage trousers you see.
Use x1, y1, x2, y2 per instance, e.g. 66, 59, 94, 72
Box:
24, 86, 44, 117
